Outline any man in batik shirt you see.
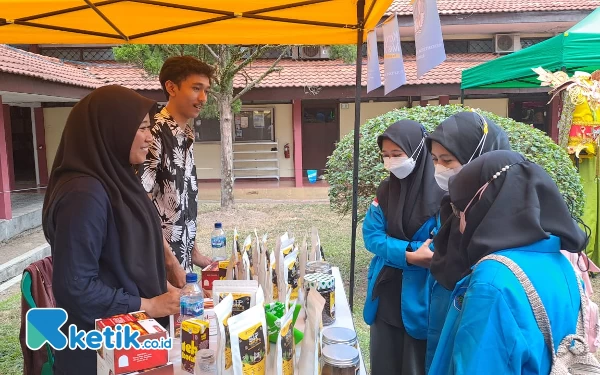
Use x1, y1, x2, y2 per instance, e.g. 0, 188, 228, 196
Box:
140, 56, 214, 288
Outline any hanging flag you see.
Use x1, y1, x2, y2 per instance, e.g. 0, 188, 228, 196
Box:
367, 30, 382, 93
382, 14, 406, 95
413, 0, 446, 78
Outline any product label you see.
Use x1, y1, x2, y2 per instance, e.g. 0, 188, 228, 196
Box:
287, 260, 299, 300
280, 320, 294, 375
224, 314, 233, 370
218, 293, 252, 316
211, 235, 227, 248
180, 295, 204, 317
272, 266, 278, 299
330, 291, 336, 318
181, 319, 209, 373
219, 261, 229, 280
320, 288, 335, 323
239, 323, 266, 374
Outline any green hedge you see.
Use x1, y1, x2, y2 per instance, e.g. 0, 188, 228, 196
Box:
325, 104, 584, 220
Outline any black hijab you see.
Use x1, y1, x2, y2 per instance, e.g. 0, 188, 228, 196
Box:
449, 150, 587, 269
372, 120, 445, 327
376, 120, 445, 240
42, 85, 167, 299
427, 111, 511, 290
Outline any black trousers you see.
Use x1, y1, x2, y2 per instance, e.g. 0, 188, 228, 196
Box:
370, 315, 427, 375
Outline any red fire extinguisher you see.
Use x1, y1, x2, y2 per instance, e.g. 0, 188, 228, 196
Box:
284, 143, 290, 158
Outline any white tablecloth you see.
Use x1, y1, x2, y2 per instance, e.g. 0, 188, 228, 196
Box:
169, 267, 366, 375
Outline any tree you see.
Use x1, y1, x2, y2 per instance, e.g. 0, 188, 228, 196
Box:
326, 104, 585, 220
114, 44, 287, 209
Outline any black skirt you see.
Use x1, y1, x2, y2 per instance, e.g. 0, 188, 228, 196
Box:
370, 266, 426, 375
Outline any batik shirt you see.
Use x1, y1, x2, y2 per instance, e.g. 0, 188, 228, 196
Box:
140, 108, 198, 272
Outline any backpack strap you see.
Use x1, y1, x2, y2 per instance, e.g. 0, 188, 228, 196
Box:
477, 254, 589, 357
476, 254, 568, 360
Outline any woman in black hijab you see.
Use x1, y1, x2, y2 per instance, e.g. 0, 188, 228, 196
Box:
423, 111, 510, 372
429, 150, 587, 374
43, 85, 179, 374
362, 120, 445, 374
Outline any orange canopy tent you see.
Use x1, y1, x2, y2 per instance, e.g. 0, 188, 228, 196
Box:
0, 0, 396, 309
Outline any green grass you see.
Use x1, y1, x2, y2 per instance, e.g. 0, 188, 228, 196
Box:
0, 202, 373, 374
0, 292, 22, 375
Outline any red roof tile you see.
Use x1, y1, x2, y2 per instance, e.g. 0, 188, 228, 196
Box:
85, 63, 161, 90
233, 54, 496, 87
387, 0, 600, 15
0, 44, 494, 91
0, 44, 101, 88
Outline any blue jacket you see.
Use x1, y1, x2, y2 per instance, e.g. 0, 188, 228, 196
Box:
428, 236, 580, 375
362, 200, 440, 340
426, 276, 452, 374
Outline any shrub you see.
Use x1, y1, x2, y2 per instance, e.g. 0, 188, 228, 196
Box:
325, 104, 584, 220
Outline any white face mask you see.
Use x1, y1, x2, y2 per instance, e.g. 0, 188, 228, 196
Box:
383, 138, 425, 179
434, 164, 463, 191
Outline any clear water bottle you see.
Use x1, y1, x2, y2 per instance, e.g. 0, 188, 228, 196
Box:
211, 222, 227, 261
180, 273, 204, 322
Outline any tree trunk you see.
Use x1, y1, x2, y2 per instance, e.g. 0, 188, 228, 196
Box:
219, 92, 235, 210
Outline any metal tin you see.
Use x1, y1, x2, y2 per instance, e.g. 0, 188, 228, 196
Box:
320, 344, 360, 375
322, 327, 357, 349
306, 260, 332, 275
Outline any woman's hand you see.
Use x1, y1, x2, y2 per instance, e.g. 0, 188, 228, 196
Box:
406, 239, 434, 268
140, 287, 180, 318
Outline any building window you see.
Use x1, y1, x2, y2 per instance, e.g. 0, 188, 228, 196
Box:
40, 47, 115, 61
193, 108, 275, 143
521, 38, 547, 49
468, 40, 494, 53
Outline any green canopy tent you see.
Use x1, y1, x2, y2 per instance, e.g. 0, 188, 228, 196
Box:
461, 7, 600, 90
461, 7, 600, 264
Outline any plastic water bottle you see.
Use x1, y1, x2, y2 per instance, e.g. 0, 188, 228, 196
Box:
211, 222, 227, 261
180, 273, 204, 322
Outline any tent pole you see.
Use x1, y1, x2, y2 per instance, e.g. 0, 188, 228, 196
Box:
460, 89, 465, 105
349, 0, 365, 313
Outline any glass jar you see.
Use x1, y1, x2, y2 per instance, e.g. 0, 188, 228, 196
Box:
303, 273, 336, 326
320, 344, 360, 375
306, 261, 332, 275
194, 348, 216, 375
322, 327, 358, 349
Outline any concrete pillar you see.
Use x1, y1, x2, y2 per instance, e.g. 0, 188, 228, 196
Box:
2, 104, 14, 191
0, 97, 13, 219
439, 95, 450, 105
33, 107, 49, 186
292, 100, 303, 188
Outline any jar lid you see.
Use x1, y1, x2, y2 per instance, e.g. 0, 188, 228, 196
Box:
322, 327, 357, 346
197, 348, 215, 361
306, 261, 331, 272
321, 344, 360, 367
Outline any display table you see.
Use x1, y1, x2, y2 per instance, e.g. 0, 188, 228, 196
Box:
169, 267, 366, 375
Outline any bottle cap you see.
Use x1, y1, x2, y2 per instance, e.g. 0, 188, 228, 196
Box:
186, 273, 198, 283
214, 222, 222, 229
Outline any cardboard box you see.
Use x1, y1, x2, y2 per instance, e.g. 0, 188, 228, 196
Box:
181, 318, 210, 374
96, 311, 169, 375
98, 361, 174, 375
201, 261, 220, 290
169, 313, 183, 340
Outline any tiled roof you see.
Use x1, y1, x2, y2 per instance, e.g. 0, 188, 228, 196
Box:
85, 63, 161, 90
0, 44, 494, 91
233, 54, 496, 87
0, 44, 101, 88
387, 0, 600, 15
